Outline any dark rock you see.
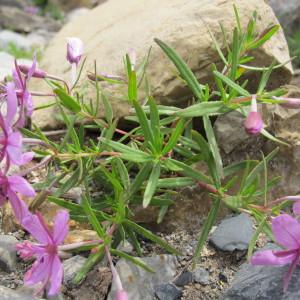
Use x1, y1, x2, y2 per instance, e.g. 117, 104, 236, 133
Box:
0, 235, 18, 272
174, 271, 193, 287
223, 262, 300, 300
192, 267, 210, 285
219, 272, 228, 283
155, 283, 182, 300
63, 255, 87, 288
210, 213, 254, 251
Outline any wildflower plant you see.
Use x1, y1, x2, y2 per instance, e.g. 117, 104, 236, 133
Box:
1, 6, 300, 297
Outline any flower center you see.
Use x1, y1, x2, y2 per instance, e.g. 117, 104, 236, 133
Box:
46, 244, 57, 255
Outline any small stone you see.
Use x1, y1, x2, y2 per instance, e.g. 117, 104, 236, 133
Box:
155, 283, 182, 300
63, 255, 87, 288
0, 235, 18, 272
0, 285, 41, 300
192, 267, 210, 285
219, 272, 228, 283
174, 271, 193, 287
210, 213, 254, 251
117, 240, 134, 254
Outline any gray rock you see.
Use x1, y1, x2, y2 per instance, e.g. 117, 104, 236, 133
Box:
223, 262, 300, 299
210, 213, 254, 251
155, 283, 182, 300
117, 240, 134, 254
0, 235, 18, 272
0, 30, 34, 50
269, 0, 300, 35
63, 255, 87, 288
107, 255, 177, 300
0, 286, 41, 300
192, 267, 210, 285
174, 271, 193, 287
0, 0, 31, 9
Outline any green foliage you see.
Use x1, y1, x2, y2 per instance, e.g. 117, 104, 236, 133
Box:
288, 30, 300, 67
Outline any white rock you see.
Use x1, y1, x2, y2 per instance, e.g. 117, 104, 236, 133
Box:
0, 30, 33, 50
66, 7, 91, 22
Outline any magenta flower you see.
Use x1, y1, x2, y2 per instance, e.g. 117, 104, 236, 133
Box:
244, 96, 263, 135
66, 37, 83, 65
18, 64, 46, 79
0, 82, 34, 169
17, 210, 69, 296
0, 172, 35, 223
251, 214, 300, 290
273, 96, 300, 109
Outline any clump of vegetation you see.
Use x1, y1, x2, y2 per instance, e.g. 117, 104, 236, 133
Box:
0, 42, 42, 60
1, 6, 300, 298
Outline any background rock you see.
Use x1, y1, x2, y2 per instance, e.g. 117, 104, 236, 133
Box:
0, 286, 42, 300
63, 255, 87, 288
0, 235, 18, 272
107, 255, 177, 300
155, 283, 182, 300
48, 0, 106, 11
31, 0, 292, 129
209, 214, 254, 251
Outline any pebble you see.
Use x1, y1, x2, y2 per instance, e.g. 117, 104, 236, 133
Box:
192, 267, 210, 285
0, 235, 18, 272
210, 213, 254, 251
174, 271, 193, 287
63, 255, 87, 288
0, 285, 41, 300
155, 283, 182, 300
107, 255, 177, 300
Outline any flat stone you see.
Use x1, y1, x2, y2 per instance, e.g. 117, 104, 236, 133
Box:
107, 255, 177, 300
174, 271, 193, 287
0, 285, 41, 300
210, 213, 254, 251
192, 267, 210, 285
223, 262, 300, 299
63, 255, 87, 288
0, 235, 18, 272
155, 283, 182, 300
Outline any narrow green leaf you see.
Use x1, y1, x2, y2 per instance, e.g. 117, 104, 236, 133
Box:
157, 177, 194, 188
143, 163, 161, 208
154, 38, 205, 101
101, 92, 113, 124
248, 25, 279, 50
130, 162, 153, 197
54, 88, 81, 113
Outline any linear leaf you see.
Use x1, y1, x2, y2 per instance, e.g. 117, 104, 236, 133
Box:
143, 163, 161, 208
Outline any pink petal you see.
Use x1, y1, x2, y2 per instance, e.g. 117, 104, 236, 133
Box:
22, 213, 52, 244
24, 254, 51, 286
293, 201, 300, 215
47, 255, 63, 296
5, 82, 17, 126
7, 190, 30, 224
116, 290, 129, 300
251, 249, 296, 266
283, 252, 300, 291
7, 131, 22, 147
8, 175, 35, 197
53, 210, 69, 245
27, 55, 37, 80
272, 214, 300, 249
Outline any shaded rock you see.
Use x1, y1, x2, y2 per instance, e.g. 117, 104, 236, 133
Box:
0, 235, 18, 272
155, 283, 182, 300
0, 6, 61, 33
63, 255, 87, 288
269, 0, 300, 35
174, 271, 193, 287
210, 213, 254, 251
192, 267, 210, 285
223, 262, 300, 299
67, 266, 111, 300
32, 0, 292, 129
107, 255, 177, 300
0, 286, 41, 300
0, 0, 31, 9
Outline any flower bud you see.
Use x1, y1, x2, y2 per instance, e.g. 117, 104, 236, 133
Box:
67, 37, 84, 65
273, 96, 300, 109
18, 64, 46, 79
244, 96, 263, 135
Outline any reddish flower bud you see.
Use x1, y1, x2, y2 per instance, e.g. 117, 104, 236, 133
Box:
18, 64, 46, 79
244, 96, 263, 135
67, 37, 83, 65
273, 96, 300, 109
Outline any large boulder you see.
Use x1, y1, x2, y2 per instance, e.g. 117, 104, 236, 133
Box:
32, 0, 293, 129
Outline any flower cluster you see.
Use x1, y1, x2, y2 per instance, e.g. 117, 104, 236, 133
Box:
0, 38, 127, 299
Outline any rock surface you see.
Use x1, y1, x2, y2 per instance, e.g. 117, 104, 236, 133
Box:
192, 267, 210, 285
210, 214, 254, 251
0, 235, 18, 272
32, 0, 292, 129
63, 255, 87, 288
269, 0, 300, 35
155, 283, 182, 300
0, 286, 41, 300
107, 255, 177, 300
174, 271, 193, 287
223, 262, 300, 299
49, 0, 106, 11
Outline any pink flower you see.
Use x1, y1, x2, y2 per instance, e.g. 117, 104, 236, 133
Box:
18, 64, 46, 79
66, 37, 83, 65
116, 290, 129, 300
0, 172, 35, 223
273, 97, 300, 109
17, 210, 69, 296
0, 82, 34, 169
244, 96, 263, 135
251, 214, 300, 291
